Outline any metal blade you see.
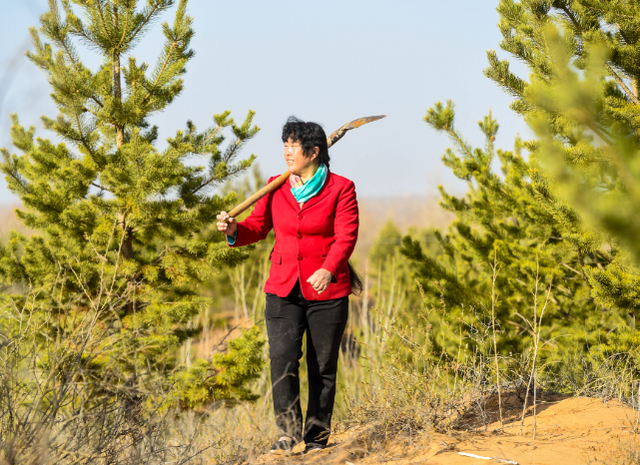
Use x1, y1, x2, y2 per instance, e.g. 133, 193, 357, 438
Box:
327, 114, 386, 147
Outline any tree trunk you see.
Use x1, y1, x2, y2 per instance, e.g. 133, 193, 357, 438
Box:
113, 4, 135, 323
113, 4, 125, 148
112, 4, 132, 261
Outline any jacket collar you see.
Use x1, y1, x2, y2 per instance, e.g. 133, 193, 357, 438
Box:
299, 170, 334, 212
278, 170, 335, 212
277, 175, 297, 210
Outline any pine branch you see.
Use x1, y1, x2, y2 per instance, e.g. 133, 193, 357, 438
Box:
72, 114, 92, 153
558, 4, 583, 37
82, 105, 100, 118
116, 5, 131, 50
614, 22, 632, 47
4, 169, 31, 195
152, 120, 224, 179
188, 119, 258, 196
68, 26, 101, 48
189, 174, 220, 196
58, 37, 80, 73
604, 63, 640, 104
581, 4, 635, 20
143, 42, 178, 104
558, 4, 640, 104
95, 0, 114, 47
127, 3, 162, 45
65, 1, 103, 50
90, 181, 111, 194
445, 128, 474, 160
65, 85, 94, 153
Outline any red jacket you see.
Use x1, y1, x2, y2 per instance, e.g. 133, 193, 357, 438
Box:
230, 171, 359, 301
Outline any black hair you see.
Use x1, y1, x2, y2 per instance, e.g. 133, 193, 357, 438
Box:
348, 262, 363, 295
281, 116, 330, 168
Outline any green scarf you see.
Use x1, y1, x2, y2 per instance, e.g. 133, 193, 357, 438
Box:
290, 164, 328, 204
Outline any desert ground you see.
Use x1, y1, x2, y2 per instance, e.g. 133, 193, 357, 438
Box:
254, 395, 639, 465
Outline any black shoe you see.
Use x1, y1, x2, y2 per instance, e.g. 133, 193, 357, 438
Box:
270, 437, 294, 455
304, 443, 325, 454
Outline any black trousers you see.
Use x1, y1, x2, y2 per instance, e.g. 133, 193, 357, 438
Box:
265, 282, 349, 445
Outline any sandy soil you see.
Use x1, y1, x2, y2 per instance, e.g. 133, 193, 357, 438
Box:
253, 395, 640, 465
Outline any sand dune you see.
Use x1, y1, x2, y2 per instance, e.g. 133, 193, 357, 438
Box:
255, 395, 639, 464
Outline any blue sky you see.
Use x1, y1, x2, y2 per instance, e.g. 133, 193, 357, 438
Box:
0, 0, 531, 204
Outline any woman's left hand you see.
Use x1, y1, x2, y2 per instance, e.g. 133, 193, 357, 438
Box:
307, 268, 333, 294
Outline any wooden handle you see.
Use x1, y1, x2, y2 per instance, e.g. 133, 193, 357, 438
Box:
228, 171, 290, 218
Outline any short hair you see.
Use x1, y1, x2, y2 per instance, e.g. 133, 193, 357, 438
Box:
281, 116, 330, 168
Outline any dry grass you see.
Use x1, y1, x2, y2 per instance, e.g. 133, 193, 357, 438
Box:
4, 201, 640, 464
0, 298, 185, 464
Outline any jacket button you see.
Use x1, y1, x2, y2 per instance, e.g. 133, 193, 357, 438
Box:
298, 214, 304, 220
297, 255, 303, 261
296, 233, 302, 239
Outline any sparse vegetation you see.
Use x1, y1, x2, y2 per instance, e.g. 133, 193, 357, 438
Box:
5, 0, 640, 464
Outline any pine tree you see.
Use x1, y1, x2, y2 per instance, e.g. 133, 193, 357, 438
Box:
0, 0, 263, 409
483, 0, 640, 353
402, 101, 626, 362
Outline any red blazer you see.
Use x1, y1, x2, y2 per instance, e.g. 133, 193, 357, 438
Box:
230, 170, 359, 301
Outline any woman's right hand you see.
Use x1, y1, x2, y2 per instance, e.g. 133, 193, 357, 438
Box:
216, 211, 238, 237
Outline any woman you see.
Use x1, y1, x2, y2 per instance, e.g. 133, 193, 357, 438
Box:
216, 117, 359, 454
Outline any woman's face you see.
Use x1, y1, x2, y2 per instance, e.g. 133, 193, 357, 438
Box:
284, 137, 319, 179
